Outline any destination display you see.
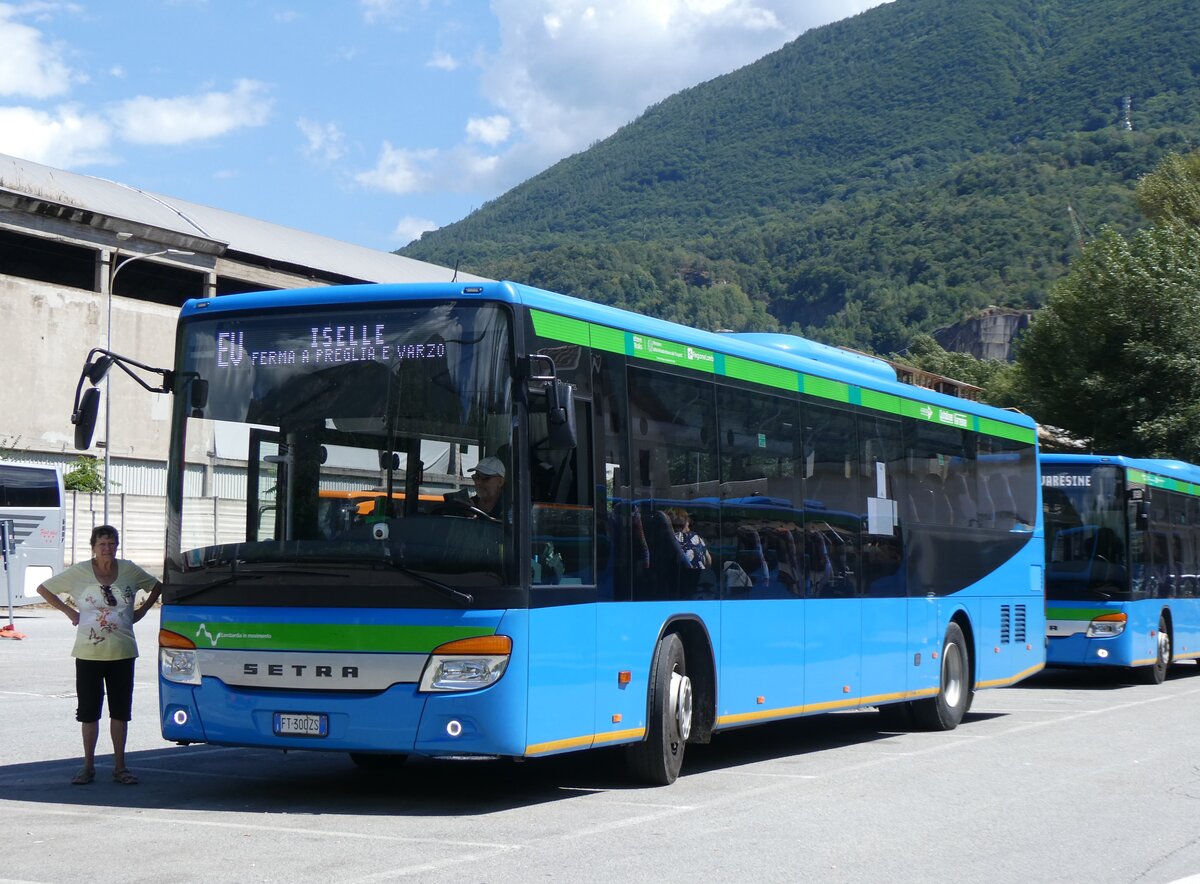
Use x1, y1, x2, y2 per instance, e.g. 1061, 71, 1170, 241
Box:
211, 320, 447, 371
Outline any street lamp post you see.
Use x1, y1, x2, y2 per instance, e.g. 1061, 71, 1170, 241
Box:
103, 245, 195, 523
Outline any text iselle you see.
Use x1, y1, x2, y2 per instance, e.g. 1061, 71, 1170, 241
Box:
214, 326, 447, 369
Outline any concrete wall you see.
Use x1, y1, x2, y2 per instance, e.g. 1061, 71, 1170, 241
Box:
2, 274, 180, 469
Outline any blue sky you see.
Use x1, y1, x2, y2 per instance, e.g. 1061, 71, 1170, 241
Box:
1, 1, 889, 252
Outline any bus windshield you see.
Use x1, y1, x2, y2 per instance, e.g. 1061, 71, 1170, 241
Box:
167, 300, 516, 605
1042, 464, 1128, 600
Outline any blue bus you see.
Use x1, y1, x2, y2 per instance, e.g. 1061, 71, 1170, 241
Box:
1042, 453, 1200, 683
154, 281, 1044, 784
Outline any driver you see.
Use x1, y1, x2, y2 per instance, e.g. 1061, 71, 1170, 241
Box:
469, 456, 506, 519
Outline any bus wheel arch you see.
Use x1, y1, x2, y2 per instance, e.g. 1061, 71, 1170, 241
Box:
626, 617, 715, 786
661, 617, 716, 744
912, 614, 973, 731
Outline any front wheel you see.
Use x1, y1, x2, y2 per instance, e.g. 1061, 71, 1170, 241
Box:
1140, 615, 1171, 685
912, 622, 971, 731
627, 633, 692, 785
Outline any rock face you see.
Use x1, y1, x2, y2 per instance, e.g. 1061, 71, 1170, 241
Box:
933, 309, 1033, 362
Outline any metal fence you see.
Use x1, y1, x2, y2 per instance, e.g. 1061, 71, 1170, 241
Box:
66, 493, 243, 579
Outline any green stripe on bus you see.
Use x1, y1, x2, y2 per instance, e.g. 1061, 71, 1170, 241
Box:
1127, 468, 1200, 497
723, 355, 798, 391
529, 310, 1033, 444
589, 325, 626, 355
1045, 608, 1110, 621
630, 334, 716, 372
530, 310, 590, 347
162, 621, 495, 652
859, 388, 902, 416
978, 417, 1036, 445
802, 374, 851, 403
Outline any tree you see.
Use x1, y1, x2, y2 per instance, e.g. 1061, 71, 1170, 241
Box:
1015, 217, 1200, 459
63, 457, 105, 493
891, 334, 1020, 408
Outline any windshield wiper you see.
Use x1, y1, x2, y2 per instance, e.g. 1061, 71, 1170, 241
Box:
366, 560, 475, 606
167, 567, 348, 603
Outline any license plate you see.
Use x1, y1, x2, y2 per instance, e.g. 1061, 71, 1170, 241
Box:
273, 712, 328, 737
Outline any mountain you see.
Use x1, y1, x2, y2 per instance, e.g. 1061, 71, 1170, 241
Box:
400, 0, 1200, 354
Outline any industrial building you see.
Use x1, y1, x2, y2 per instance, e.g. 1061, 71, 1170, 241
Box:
0, 151, 481, 570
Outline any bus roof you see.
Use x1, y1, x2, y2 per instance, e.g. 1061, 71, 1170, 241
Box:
1041, 453, 1200, 486
179, 280, 1036, 439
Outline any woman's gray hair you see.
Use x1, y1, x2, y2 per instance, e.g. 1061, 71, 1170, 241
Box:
89, 524, 119, 547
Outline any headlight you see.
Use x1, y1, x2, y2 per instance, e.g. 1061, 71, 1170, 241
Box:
160, 628, 201, 685
160, 647, 201, 684
419, 635, 511, 692
1087, 613, 1127, 638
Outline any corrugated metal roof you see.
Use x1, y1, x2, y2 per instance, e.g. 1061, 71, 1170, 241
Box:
0, 152, 489, 284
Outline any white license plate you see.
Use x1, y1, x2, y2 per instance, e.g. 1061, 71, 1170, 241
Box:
273, 712, 328, 737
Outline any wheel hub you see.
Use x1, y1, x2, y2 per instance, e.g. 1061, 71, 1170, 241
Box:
669, 670, 693, 742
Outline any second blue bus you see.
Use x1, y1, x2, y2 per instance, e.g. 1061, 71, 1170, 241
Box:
1042, 453, 1200, 683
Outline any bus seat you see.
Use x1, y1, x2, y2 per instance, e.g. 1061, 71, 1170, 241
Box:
736, 526, 770, 587
646, 510, 698, 600
949, 473, 977, 527
989, 474, 1017, 529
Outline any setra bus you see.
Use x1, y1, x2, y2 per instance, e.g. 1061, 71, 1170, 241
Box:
1042, 453, 1200, 683
139, 281, 1043, 784
0, 462, 65, 607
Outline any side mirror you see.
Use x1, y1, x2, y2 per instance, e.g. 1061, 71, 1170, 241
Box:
73, 387, 101, 450
545, 380, 577, 449
84, 354, 114, 385
1136, 500, 1149, 531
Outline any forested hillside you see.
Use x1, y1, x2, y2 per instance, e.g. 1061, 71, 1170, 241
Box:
401, 0, 1200, 354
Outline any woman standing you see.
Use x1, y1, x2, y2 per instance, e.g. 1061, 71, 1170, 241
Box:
37, 525, 162, 785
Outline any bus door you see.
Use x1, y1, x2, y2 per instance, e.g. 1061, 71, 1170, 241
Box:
526, 382, 599, 753
802, 403, 863, 709
858, 414, 908, 703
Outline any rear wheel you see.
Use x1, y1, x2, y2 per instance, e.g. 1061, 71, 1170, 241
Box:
1140, 615, 1171, 685
912, 622, 970, 731
627, 633, 692, 785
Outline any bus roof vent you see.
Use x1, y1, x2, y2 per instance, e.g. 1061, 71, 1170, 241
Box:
724, 333, 897, 384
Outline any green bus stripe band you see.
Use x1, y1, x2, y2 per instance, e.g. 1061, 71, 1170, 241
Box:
162, 621, 495, 652
530, 309, 1033, 443
1127, 468, 1200, 498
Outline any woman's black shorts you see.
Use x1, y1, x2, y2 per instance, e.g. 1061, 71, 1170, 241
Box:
75, 657, 136, 723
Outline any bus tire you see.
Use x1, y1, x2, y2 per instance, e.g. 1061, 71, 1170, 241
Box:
876, 701, 915, 730
1140, 615, 1171, 685
912, 622, 970, 731
349, 752, 408, 770
627, 633, 692, 785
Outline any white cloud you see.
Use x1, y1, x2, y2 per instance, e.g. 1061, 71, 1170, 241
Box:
360, 0, 400, 24
391, 215, 439, 246
297, 117, 346, 163
0, 104, 111, 166
465, 115, 510, 147
0, 3, 76, 98
355, 142, 438, 194
360, 1, 891, 204
427, 50, 458, 71
108, 79, 272, 146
